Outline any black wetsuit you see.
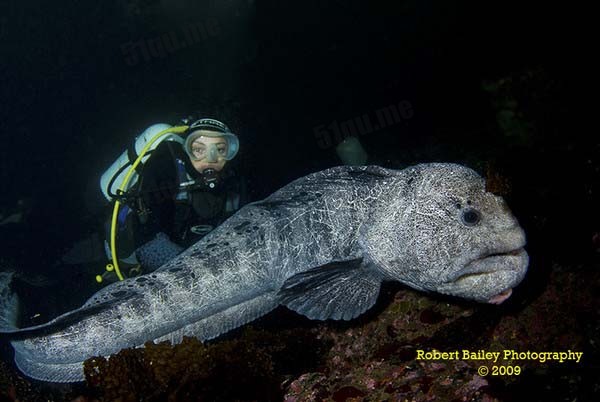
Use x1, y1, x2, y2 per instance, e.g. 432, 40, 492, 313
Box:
131, 140, 246, 249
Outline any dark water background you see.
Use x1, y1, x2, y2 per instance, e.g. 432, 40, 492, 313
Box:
0, 0, 597, 399
1, 0, 592, 269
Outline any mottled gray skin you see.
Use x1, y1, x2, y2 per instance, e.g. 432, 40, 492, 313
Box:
5, 164, 528, 382
135, 232, 184, 271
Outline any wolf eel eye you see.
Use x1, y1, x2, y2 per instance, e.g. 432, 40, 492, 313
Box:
461, 208, 481, 226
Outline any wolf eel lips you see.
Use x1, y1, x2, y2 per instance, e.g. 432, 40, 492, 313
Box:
445, 247, 527, 304
473, 248, 526, 304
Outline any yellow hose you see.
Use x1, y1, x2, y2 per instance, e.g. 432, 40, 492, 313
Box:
106, 125, 189, 281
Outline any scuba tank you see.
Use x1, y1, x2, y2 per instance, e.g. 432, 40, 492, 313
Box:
100, 123, 184, 201
97, 123, 190, 283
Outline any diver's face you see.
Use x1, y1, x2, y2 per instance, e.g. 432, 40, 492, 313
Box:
188, 132, 228, 173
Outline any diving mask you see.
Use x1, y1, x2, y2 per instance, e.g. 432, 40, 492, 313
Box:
184, 118, 239, 162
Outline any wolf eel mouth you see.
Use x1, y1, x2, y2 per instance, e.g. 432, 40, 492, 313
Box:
471, 247, 526, 304
444, 247, 527, 304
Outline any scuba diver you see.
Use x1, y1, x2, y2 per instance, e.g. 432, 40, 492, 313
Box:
98, 117, 246, 283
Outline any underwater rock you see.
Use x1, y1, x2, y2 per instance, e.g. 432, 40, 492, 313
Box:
283, 268, 599, 401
